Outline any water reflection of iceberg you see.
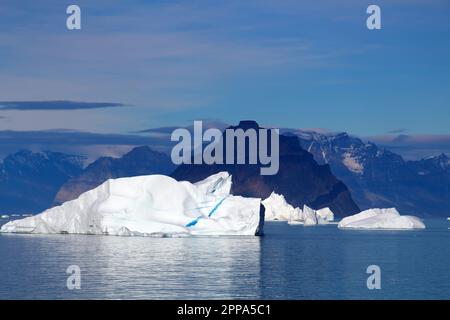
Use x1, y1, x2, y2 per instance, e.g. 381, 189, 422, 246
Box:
68, 235, 262, 299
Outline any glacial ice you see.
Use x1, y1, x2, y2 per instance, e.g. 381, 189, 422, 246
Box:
338, 208, 425, 230
302, 205, 318, 226
316, 207, 334, 223
262, 192, 296, 221
0, 172, 263, 236
262, 192, 334, 225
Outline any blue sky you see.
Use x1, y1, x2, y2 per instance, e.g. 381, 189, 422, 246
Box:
0, 0, 449, 158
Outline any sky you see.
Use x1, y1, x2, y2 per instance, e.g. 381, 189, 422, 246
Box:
0, 0, 449, 160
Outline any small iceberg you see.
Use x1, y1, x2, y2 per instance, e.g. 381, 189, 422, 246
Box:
262, 192, 334, 225
338, 208, 425, 230
262, 192, 295, 221
0, 172, 264, 237
1, 215, 9, 219
302, 205, 318, 226
287, 220, 304, 225
316, 207, 334, 223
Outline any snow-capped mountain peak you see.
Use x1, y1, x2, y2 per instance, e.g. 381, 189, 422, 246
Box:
292, 129, 450, 217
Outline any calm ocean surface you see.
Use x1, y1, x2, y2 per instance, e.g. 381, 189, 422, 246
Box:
0, 219, 449, 300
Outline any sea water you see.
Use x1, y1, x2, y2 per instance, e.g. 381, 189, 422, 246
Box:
0, 219, 448, 299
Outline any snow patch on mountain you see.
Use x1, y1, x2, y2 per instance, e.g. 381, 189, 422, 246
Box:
342, 152, 364, 174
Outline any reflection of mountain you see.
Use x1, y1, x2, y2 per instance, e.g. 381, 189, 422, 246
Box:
295, 130, 450, 217
0, 150, 84, 213
54, 146, 175, 205
172, 121, 360, 218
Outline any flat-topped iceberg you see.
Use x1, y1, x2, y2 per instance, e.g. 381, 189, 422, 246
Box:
0, 172, 263, 236
338, 208, 425, 230
262, 192, 334, 225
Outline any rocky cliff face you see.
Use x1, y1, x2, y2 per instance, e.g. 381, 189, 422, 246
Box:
172, 121, 360, 217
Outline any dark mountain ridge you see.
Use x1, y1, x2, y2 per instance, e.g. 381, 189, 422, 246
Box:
172, 121, 360, 217
0, 150, 84, 213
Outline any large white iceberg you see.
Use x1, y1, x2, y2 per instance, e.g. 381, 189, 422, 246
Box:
261, 192, 334, 225
0, 172, 263, 236
338, 208, 425, 230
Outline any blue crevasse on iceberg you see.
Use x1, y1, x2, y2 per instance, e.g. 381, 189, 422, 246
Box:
0, 172, 263, 236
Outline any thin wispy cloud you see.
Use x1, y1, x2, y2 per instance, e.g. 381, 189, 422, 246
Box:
1, 124, 449, 162
0, 129, 163, 146
0, 0, 368, 132
0, 129, 173, 162
0, 0, 448, 135
0, 101, 125, 111
133, 127, 182, 134
133, 120, 229, 134
367, 133, 450, 159
386, 128, 408, 134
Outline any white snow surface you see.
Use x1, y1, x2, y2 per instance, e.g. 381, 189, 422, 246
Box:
316, 207, 334, 223
302, 205, 318, 226
0, 172, 262, 236
262, 192, 334, 225
338, 208, 425, 230
342, 152, 364, 174
262, 192, 297, 221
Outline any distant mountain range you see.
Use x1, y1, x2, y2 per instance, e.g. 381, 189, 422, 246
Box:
0, 150, 84, 213
53, 146, 176, 206
172, 121, 360, 217
0, 122, 448, 217
294, 130, 450, 217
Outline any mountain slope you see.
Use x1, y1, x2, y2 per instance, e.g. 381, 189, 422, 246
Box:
0, 150, 85, 213
53, 146, 176, 205
171, 121, 360, 217
295, 130, 450, 217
